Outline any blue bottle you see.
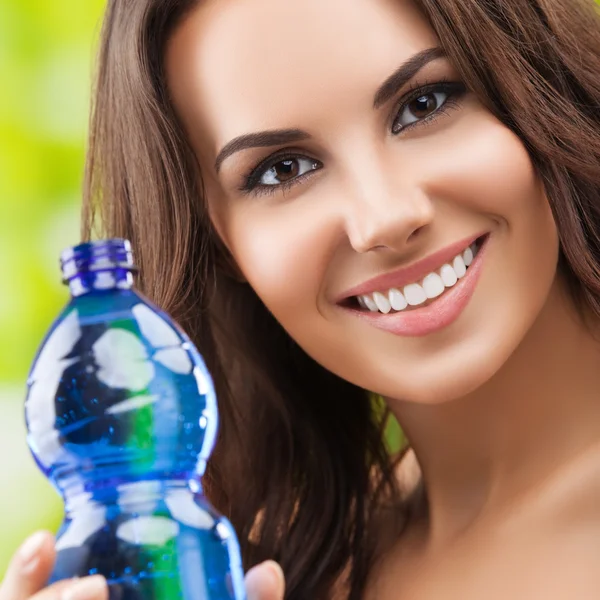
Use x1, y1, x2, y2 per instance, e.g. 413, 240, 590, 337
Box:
25, 239, 246, 600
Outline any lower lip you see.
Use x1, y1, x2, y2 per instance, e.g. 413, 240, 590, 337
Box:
345, 235, 490, 337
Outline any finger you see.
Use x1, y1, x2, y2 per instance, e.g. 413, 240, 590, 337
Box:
35, 576, 108, 600
245, 561, 285, 600
0, 532, 108, 600
0, 531, 55, 600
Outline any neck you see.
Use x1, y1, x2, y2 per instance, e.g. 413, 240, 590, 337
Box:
389, 277, 600, 548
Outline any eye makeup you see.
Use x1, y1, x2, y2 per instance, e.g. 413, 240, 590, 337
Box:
237, 77, 468, 198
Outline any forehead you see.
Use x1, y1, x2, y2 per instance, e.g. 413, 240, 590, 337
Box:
166, 0, 438, 149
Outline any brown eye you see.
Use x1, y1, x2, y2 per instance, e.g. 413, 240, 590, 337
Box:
408, 94, 440, 118
259, 157, 319, 186
272, 160, 298, 182
392, 87, 455, 134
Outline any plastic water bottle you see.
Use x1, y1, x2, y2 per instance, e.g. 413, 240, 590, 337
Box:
25, 239, 246, 600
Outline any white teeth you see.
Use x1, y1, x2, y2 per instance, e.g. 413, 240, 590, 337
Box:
403, 283, 427, 306
354, 241, 480, 314
362, 295, 379, 312
373, 291, 392, 314
389, 288, 407, 311
440, 263, 458, 287
463, 246, 473, 267
422, 273, 445, 299
453, 255, 467, 278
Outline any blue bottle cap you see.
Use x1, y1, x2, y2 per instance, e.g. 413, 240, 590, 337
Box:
60, 239, 137, 283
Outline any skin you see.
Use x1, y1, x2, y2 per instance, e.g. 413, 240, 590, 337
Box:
5, 0, 600, 599
165, 0, 600, 596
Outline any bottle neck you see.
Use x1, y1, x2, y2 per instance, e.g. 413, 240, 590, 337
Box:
67, 269, 134, 297
61, 239, 137, 297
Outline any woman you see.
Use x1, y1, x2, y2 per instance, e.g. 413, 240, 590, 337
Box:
3, 0, 600, 598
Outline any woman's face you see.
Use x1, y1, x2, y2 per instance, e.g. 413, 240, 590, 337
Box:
166, 0, 559, 404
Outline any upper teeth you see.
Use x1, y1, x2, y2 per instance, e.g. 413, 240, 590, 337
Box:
357, 244, 476, 314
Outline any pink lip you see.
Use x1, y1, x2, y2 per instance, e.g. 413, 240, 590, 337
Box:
336, 232, 486, 303
342, 234, 490, 337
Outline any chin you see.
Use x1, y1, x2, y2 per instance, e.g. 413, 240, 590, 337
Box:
394, 358, 507, 406
376, 315, 541, 407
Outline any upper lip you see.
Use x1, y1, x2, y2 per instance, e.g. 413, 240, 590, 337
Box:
336, 232, 487, 303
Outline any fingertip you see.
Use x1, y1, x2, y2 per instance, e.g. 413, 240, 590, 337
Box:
17, 531, 54, 575
243, 564, 262, 599
262, 561, 285, 597
245, 561, 285, 600
61, 575, 108, 600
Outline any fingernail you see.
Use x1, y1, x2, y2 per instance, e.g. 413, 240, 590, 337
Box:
62, 576, 107, 600
265, 561, 284, 594
19, 531, 47, 573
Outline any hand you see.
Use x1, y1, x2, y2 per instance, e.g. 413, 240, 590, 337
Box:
0, 531, 108, 600
0, 531, 106, 600
0, 531, 285, 600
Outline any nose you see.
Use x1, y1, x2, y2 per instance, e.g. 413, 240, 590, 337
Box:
344, 175, 435, 254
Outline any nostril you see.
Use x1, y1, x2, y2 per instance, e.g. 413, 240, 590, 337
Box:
407, 224, 428, 244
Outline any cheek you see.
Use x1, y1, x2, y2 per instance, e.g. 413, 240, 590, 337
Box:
459, 119, 559, 287
425, 111, 559, 294
223, 203, 328, 320
399, 124, 560, 402
426, 108, 552, 221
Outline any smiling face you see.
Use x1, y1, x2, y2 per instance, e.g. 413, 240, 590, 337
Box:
165, 0, 559, 404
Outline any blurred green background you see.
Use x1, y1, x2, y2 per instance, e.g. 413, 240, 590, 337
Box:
1, 0, 596, 582
0, 0, 106, 576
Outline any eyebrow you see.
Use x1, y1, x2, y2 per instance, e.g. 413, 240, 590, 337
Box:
372, 46, 445, 109
214, 46, 445, 173
215, 129, 309, 173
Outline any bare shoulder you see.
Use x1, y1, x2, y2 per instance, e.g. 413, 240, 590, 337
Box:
497, 442, 600, 592
532, 440, 600, 525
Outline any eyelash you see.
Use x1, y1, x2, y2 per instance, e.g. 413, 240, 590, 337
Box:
239, 78, 467, 198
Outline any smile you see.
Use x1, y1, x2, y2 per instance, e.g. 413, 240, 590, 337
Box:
356, 239, 481, 314
338, 233, 490, 337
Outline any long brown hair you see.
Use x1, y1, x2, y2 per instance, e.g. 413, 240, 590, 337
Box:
81, 0, 600, 598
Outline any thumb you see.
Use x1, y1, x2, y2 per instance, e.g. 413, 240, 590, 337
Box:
245, 561, 285, 600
